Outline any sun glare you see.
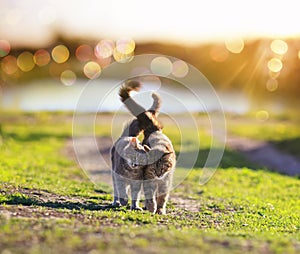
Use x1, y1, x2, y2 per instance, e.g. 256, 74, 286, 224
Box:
225, 38, 244, 54
270, 40, 288, 55
0, 40, 11, 57
51, 45, 70, 64
267, 58, 283, 73
17, 51, 35, 72
60, 70, 77, 86
83, 61, 101, 79
34, 49, 51, 66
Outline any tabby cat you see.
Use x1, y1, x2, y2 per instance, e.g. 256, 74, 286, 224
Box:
120, 80, 176, 215
111, 81, 161, 210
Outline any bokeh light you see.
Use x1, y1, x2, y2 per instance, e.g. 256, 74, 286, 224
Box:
17, 51, 35, 72
1, 55, 18, 75
96, 56, 112, 68
83, 61, 101, 79
0, 40, 11, 57
256, 110, 269, 121
51, 45, 69, 64
94, 40, 114, 59
113, 48, 134, 63
266, 78, 278, 92
270, 39, 288, 55
116, 38, 135, 54
298, 50, 300, 59
210, 45, 229, 62
225, 37, 244, 54
172, 60, 189, 78
150, 56, 172, 76
60, 70, 77, 86
267, 58, 282, 72
75, 44, 93, 62
33, 49, 51, 66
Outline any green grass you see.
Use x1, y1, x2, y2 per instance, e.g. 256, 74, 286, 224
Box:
0, 113, 299, 254
227, 114, 300, 158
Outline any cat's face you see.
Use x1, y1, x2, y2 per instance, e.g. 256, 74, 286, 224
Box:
123, 137, 151, 169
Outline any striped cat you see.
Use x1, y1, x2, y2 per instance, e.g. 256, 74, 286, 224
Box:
111, 81, 161, 210
120, 80, 176, 214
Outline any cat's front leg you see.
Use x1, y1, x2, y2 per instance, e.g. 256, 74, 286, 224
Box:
115, 173, 129, 206
130, 180, 143, 211
111, 171, 121, 207
156, 176, 172, 214
143, 180, 157, 214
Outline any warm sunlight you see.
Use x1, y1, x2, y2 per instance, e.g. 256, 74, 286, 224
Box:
1, 0, 300, 46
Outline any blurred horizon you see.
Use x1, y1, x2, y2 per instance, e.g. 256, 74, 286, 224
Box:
1, 0, 300, 114
1, 0, 300, 47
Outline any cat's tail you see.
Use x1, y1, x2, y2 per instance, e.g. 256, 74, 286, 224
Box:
119, 80, 162, 133
119, 80, 161, 116
149, 93, 161, 117
119, 80, 145, 116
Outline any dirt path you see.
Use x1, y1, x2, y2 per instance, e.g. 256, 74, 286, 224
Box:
66, 136, 201, 212
227, 135, 300, 176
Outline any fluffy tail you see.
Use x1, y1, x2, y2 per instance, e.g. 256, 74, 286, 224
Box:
119, 80, 161, 116
119, 80, 162, 133
149, 93, 161, 117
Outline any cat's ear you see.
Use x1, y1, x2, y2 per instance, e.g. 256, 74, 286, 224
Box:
130, 137, 138, 148
143, 145, 151, 152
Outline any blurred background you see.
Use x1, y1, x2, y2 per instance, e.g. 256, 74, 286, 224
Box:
0, 0, 299, 115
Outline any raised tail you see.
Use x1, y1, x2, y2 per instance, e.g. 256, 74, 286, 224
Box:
119, 80, 161, 116
119, 80, 162, 133
119, 80, 145, 117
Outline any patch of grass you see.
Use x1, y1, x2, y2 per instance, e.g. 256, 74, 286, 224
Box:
0, 112, 299, 253
227, 114, 300, 158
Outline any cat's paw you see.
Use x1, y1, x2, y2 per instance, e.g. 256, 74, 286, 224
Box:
145, 200, 157, 214
131, 206, 143, 211
156, 208, 166, 215
111, 201, 121, 207
119, 198, 128, 206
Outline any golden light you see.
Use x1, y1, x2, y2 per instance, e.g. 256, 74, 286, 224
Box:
210, 46, 229, 62
94, 40, 114, 59
51, 45, 69, 64
49, 62, 69, 78
150, 56, 172, 76
17, 51, 35, 72
33, 49, 51, 66
267, 58, 282, 72
0, 40, 11, 57
298, 50, 300, 59
1, 55, 18, 75
116, 38, 135, 55
96, 56, 112, 68
113, 48, 134, 63
270, 39, 288, 55
225, 37, 244, 54
256, 110, 269, 121
266, 78, 278, 92
60, 70, 77, 86
172, 60, 189, 78
83, 61, 101, 79
75, 44, 93, 62
269, 70, 280, 79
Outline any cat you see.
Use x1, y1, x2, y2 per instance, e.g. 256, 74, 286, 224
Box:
119, 80, 176, 215
111, 133, 149, 210
111, 81, 161, 210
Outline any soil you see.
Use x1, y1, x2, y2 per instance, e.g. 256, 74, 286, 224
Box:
2, 134, 298, 219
